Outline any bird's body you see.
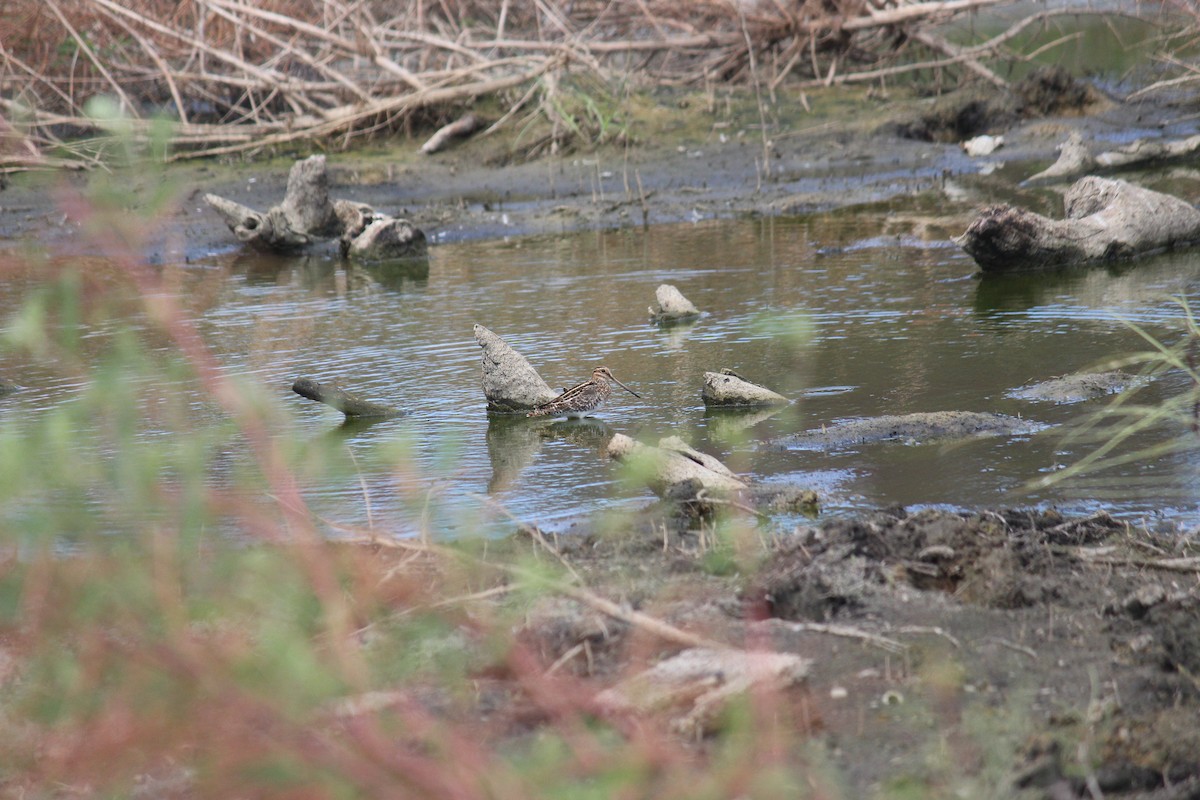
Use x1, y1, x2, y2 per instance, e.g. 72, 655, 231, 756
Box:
526, 366, 640, 419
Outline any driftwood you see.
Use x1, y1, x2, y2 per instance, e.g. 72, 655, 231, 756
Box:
291, 378, 405, 419
1022, 131, 1093, 186
205, 155, 427, 261
1025, 132, 1200, 186
958, 177, 1200, 272
421, 113, 482, 154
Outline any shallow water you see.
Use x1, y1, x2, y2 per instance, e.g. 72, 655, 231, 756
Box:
6, 212, 1200, 537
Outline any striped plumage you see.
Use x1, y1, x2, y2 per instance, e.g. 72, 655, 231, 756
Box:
526, 366, 640, 419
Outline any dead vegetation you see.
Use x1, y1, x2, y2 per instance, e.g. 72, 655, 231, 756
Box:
0, 0, 1160, 169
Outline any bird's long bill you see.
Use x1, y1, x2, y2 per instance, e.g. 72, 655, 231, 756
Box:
610, 375, 640, 398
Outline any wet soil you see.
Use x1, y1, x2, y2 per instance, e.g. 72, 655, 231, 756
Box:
6, 72, 1200, 798
6, 68, 1200, 257
518, 506, 1200, 798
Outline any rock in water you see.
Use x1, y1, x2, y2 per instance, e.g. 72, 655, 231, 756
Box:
775, 411, 1046, 450
291, 378, 404, 419
473, 324, 558, 413
1008, 371, 1141, 404
657, 435, 740, 479
649, 284, 700, 323
606, 433, 748, 496
702, 369, 789, 407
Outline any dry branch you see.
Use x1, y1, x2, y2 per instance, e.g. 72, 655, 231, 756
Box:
205, 155, 427, 261
0, 0, 1138, 167
1026, 132, 1200, 186
421, 112, 483, 153
958, 176, 1200, 272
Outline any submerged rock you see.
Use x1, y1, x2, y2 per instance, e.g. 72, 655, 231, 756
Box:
291, 377, 404, 419
702, 369, 789, 407
1009, 371, 1142, 404
473, 324, 557, 413
775, 411, 1045, 450
648, 284, 700, 323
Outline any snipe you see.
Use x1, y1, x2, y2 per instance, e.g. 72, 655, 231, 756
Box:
526, 366, 640, 419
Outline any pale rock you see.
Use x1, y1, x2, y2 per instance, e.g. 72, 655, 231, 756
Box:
702, 369, 789, 407
649, 284, 700, 322
473, 324, 558, 413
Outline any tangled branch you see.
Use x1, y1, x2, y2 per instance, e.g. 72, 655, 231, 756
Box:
0, 0, 1153, 168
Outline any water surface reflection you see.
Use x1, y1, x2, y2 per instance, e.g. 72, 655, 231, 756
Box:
5, 215, 1200, 535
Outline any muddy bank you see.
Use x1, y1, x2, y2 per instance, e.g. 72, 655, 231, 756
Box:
4, 77, 1200, 260
513, 505, 1200, 798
